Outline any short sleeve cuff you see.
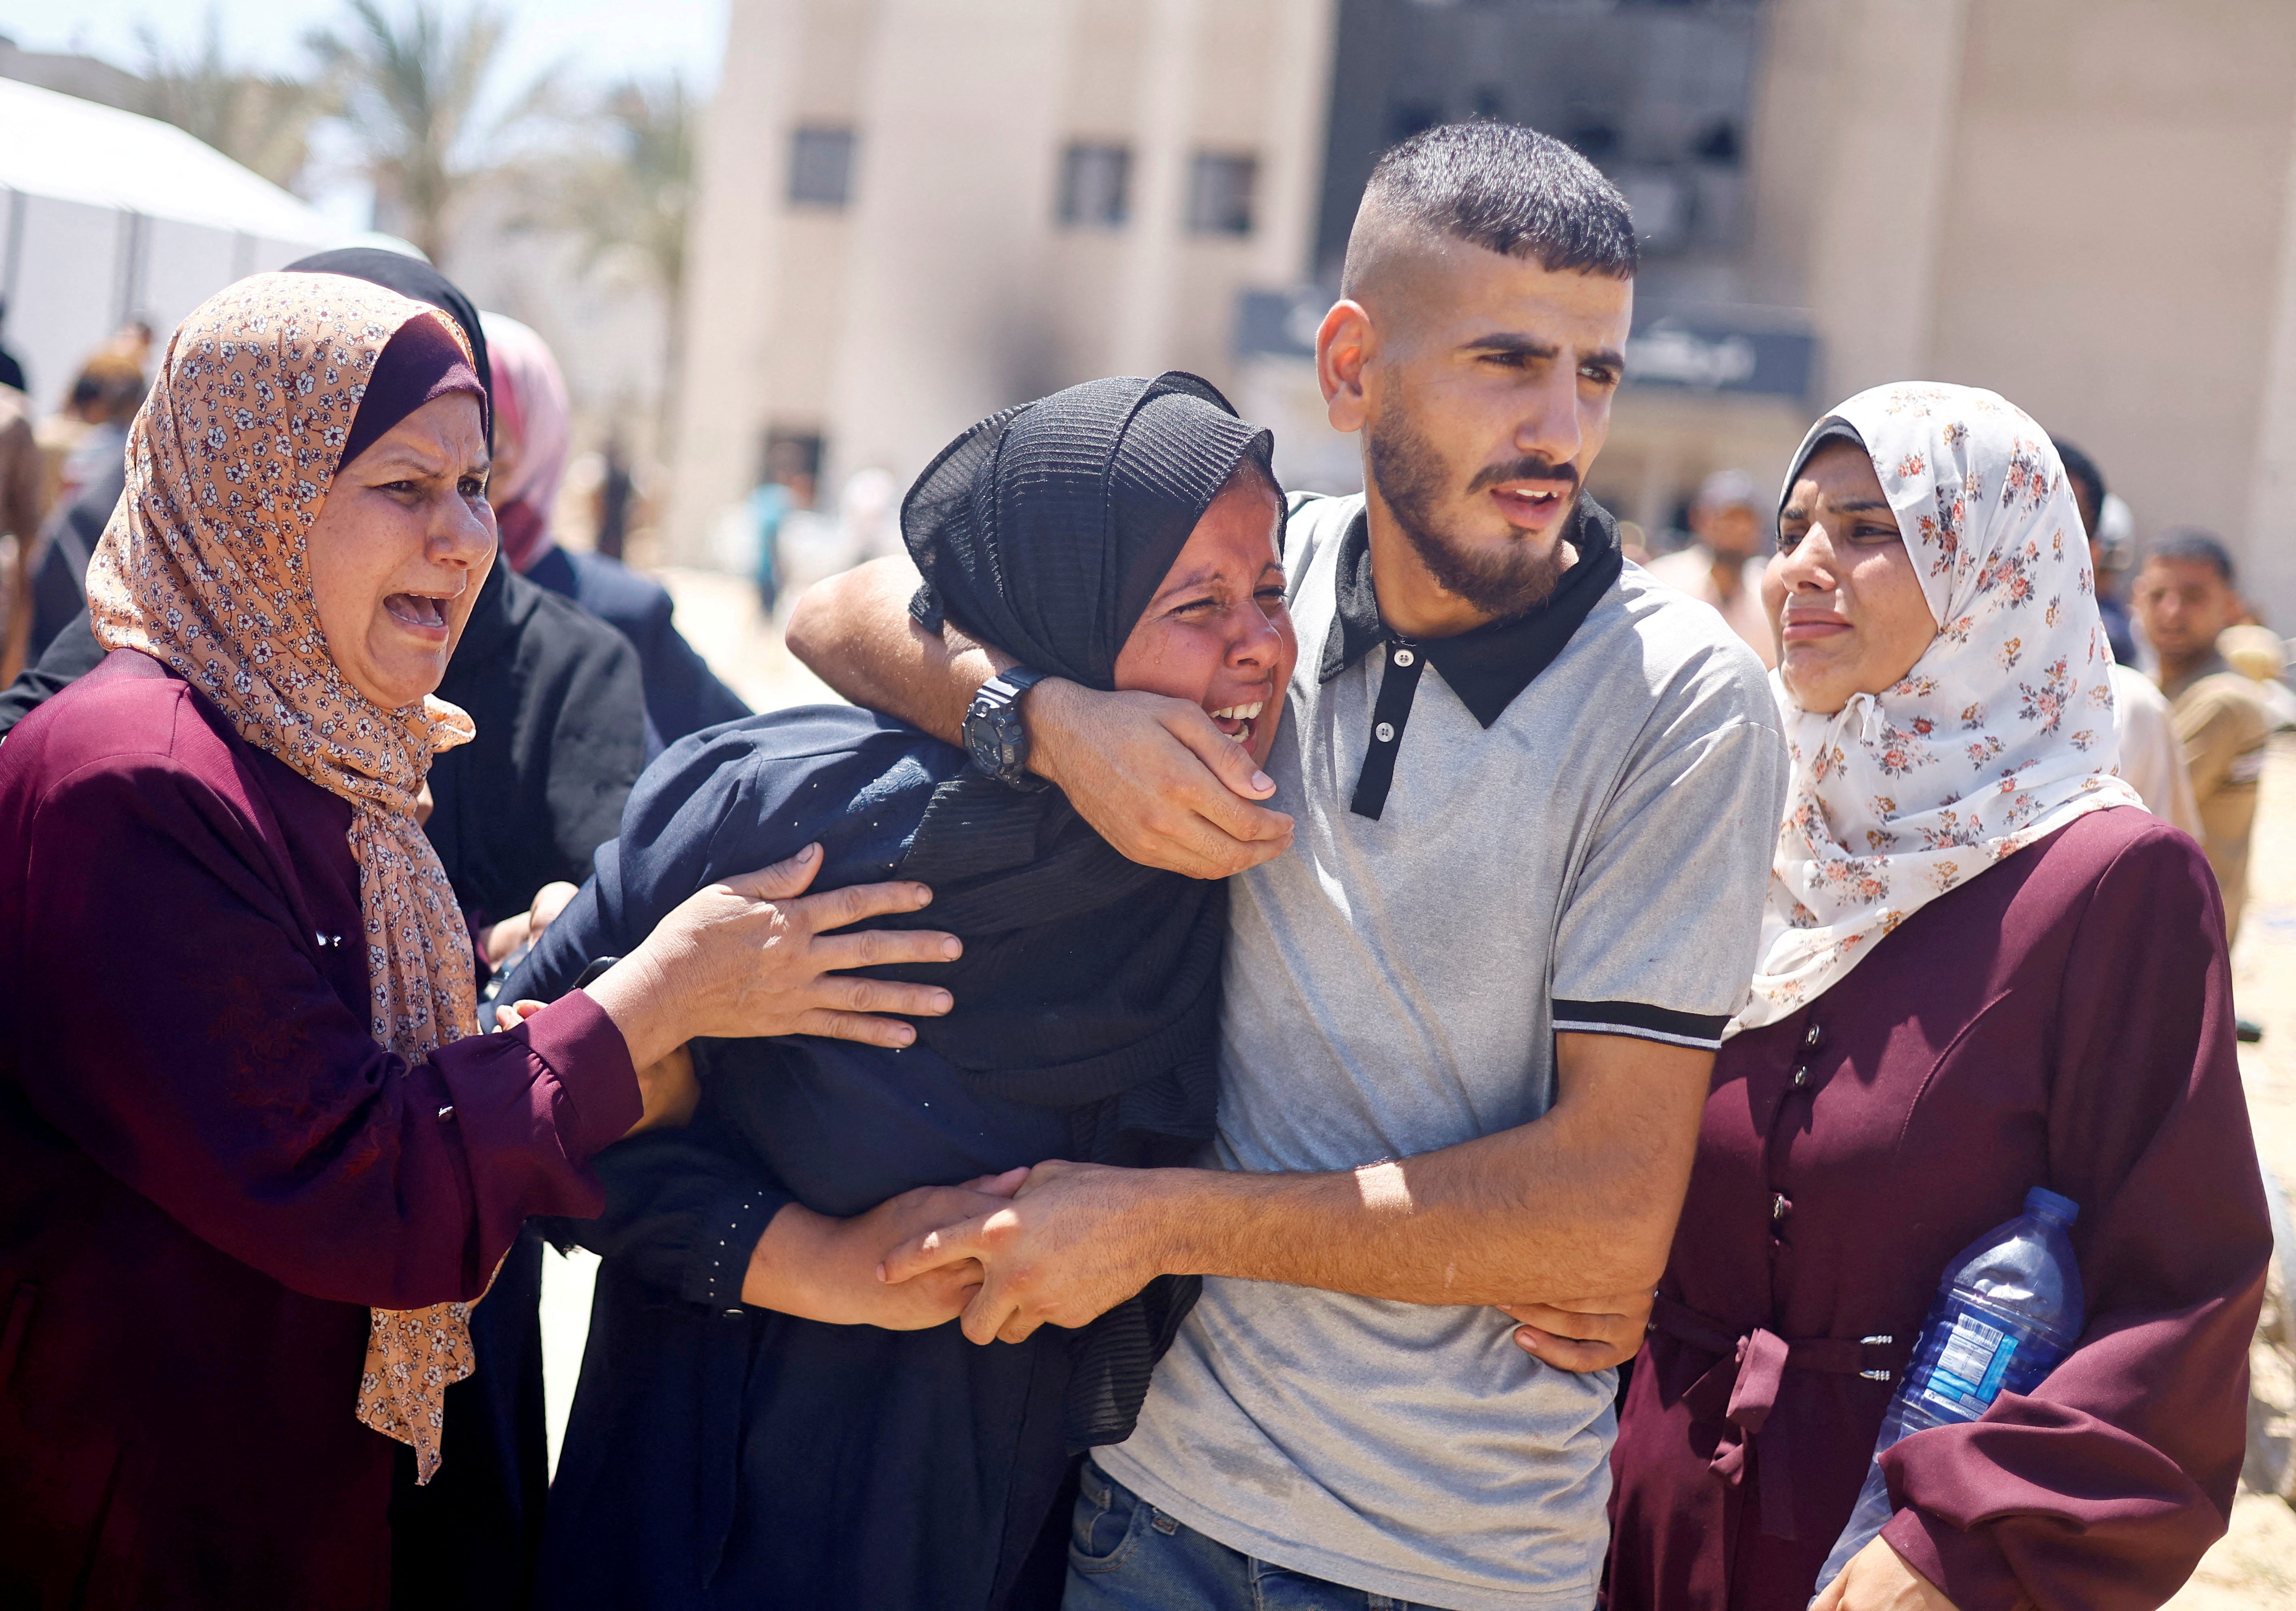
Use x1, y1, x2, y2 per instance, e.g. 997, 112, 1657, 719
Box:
1552, 999, 1730, 1050
680, 1184, 790, 1314
521, 990, 643, 1158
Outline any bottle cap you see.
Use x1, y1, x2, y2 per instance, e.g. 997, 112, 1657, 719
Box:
2025, 1185, 2078, 1225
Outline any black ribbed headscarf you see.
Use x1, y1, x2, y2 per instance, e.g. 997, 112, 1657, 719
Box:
905, 371, 1273, 686
283, 248, 494, 447
877, 371, 1276, 1450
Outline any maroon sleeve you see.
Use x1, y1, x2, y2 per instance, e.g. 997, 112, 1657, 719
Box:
1879, 820, 2271, 1611
15, 747, 641, 1312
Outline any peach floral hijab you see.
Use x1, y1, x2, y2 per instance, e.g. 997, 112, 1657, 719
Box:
84, 272, 487, 1481
1734, 383, 2142, 1033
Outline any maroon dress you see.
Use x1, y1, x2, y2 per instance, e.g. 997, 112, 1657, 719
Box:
0, 651, 641, 1609
1607, 807, 2271, 1611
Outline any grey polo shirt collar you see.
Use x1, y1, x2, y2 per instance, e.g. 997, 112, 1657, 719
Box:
1319, 494, 1626, 819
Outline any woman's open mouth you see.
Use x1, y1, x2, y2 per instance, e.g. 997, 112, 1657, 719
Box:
1209, 700, 1264, 747
384, 593, 451, 638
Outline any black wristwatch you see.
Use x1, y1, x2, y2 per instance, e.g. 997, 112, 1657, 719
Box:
962, 667, 1053, 788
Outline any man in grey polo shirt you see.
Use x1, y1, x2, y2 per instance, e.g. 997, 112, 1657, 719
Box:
793, 123, 1786, 1611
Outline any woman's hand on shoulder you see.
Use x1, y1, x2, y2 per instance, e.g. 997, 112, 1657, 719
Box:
744, 1169, 1029, 1329
582, 841, 966, 1071
1499, 1289, 1654, 1372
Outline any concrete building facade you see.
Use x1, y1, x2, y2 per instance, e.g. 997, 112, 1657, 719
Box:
675, 0, 2296, 627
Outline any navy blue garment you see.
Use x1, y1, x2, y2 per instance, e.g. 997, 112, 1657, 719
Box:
2098, 590, 2138, 669
525, 544, 749, 747
27, 461, 123, 662
510, 710, 1106, 1611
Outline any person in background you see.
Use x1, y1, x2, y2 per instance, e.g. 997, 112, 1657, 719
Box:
837, 465, 906, 563
2055, 439, 2135, 665
0, 375, 44, 682
1646, 467, 1776, 667
2049, 438, 2198, 833
2111, 647, 2203, 838
2218, 622, 2296, 730
0, 299, 26, 395
2130, 530, 2272, 938
0, 270, 784, 1611
481, 313, 749, 745
593, 433, 635, 559
24, 454, 124, 667
40, 352, 145, 515
1616, 517, 1652, 567
1605, 384, 2270, 1611
100, 316, 156, 371
747, 439, 815, 623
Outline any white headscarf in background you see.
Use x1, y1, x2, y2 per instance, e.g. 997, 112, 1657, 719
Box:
479, 311, 573, 572
1735, 383, 2141, 1032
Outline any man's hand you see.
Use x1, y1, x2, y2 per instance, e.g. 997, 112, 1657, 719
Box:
1025, 680, 1293, 879
786, 559, 1294, 879
877, 1158, 1175, 1344
747, 1170, 1029, 1329
1812, 1539, 1963, 1611
1499, 1289, 1654, 1372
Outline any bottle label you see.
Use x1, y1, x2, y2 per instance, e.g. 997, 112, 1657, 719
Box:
1920, 1311, 2019, 1414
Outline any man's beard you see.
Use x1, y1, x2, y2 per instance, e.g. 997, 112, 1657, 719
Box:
1366, 410, 1576, 622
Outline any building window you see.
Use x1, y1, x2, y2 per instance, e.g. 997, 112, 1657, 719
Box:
788, 127, 857, 208
1057, 142, 1132, 228
1186, 152, 1256, 237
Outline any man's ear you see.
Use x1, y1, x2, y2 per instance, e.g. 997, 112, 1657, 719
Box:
1317, 299, 1373, 433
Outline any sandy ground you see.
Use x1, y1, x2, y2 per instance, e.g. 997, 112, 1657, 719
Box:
2167, 731, 2296, 1611
539, 567, 2296, 1602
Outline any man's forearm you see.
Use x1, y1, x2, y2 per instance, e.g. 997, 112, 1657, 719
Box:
1097, 1033, 1707, 1307
1144, 1116, 1682, 1305
785, 557, 1007, 745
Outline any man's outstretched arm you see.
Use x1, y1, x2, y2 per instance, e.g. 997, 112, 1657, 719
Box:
879, 1029, 1711, 1344
787, 558, 1296, 878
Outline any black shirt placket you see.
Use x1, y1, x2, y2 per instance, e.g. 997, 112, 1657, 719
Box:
1349, 639, 1425, 821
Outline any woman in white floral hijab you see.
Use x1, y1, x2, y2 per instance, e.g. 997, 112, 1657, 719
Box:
1738, 383, 2142, 1030
1603, 383, 2270, 1611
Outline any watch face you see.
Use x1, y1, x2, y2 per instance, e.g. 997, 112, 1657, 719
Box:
966, 697, 1020, 776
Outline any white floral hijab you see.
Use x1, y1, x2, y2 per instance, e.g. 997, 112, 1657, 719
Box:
1733, 382, 2141, 1032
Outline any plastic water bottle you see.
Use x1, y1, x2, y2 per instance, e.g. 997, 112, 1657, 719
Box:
1810, 1187, 2085, 1602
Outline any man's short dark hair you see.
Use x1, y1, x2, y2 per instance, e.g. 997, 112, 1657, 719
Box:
2144, 527, 2237, 585
1343, 121, 1637, 294
2054, 439, 2103, 533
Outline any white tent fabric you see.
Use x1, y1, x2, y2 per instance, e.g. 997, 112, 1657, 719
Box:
0, 77, 332, 241
0, 77, 343, 410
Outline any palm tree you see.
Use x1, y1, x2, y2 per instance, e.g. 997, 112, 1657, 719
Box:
530, 75, 697, 454
307, 0, 523, 264
137, 12, 333, 191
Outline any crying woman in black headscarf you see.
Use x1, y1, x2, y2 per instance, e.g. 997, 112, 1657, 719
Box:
505, 373, 1294, 1611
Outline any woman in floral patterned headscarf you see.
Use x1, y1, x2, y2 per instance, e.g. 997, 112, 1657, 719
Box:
0, 273, 964, 1609
1596, 385, 2271, 1611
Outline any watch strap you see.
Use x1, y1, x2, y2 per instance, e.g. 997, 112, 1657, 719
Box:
967, 665, 1052, 787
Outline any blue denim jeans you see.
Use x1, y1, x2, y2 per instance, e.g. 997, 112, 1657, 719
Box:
1062, 1458, 1428, 1611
